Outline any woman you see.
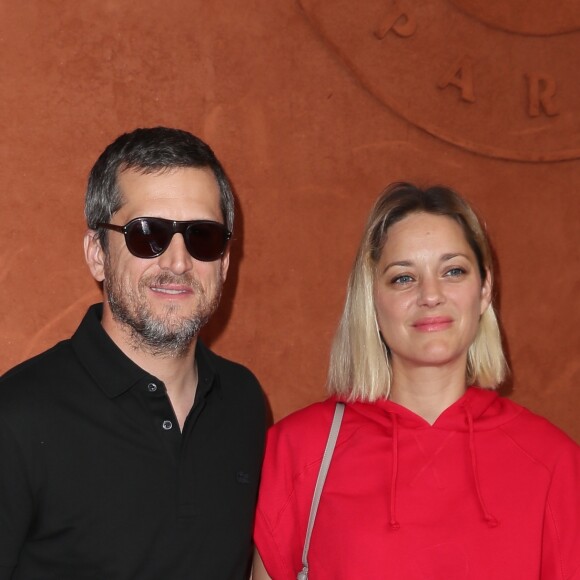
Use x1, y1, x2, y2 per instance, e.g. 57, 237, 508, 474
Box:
253, 183, 580, 579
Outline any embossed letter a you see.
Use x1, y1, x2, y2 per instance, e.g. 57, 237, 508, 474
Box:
437, 56, 476, 103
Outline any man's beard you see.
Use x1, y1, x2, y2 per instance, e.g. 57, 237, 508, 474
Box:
104, 263, 223, 358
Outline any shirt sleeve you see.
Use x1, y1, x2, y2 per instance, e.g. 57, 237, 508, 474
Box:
0, 419, 35, 575
541, 439, 580, 579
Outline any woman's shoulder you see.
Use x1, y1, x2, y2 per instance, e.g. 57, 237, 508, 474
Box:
265, 397, 385, 466
497, 395, 579, 466
268, 398, 341, 446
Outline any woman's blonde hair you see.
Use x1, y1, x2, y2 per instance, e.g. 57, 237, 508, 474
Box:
328, 182, 507, 401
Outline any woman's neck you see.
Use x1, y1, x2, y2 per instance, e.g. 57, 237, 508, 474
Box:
389, 363, 468, 424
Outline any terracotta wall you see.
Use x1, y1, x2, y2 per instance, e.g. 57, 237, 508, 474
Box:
1, 0, 579, 442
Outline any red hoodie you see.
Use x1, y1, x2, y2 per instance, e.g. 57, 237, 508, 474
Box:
254, 387, 580, 579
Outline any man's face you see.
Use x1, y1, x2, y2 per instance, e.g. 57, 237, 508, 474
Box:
85, 167, 229, 357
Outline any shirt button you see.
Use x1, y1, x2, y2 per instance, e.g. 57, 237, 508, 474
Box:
147, 383, 158, 392
162, 420, 173, 430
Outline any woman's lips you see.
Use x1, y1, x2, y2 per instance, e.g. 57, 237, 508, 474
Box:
412, 316, 453, 332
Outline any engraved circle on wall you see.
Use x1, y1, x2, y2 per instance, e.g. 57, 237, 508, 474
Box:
298, 0, 580, 162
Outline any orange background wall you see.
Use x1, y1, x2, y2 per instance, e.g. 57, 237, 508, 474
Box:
1, 1, 579, 442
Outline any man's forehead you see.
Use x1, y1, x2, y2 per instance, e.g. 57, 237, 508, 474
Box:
111, 166, 222, 221
118, 164, 184, 177
116, 165, 216, 187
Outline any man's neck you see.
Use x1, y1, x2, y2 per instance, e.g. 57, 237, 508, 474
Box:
123, 336, 199, 431
101, 312, 199, 430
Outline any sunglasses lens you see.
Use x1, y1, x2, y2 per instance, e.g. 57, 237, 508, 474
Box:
126, 219, 172, 258
185, 222, 229, 262
117, 218, 229, 260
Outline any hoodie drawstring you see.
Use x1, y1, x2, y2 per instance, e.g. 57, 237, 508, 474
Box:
389, 412, 400, 530
465, 405, 499, 528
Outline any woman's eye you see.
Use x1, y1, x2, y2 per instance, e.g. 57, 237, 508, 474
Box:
391, 274, 414, 285
445, 267, 466, 277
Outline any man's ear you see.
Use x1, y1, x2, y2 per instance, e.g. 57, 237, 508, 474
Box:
220, 248, 230, 283
84, 230, 106, 282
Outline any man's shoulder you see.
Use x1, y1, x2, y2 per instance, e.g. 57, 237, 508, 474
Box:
0, 339, 75, 393
196, 341, 265, 414
0, 339, 83, 428
0, 306, 100, 395
198, 341, 261, 388
196, 343, 267, 442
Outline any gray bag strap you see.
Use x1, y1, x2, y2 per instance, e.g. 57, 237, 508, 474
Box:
297, 402, 345, 580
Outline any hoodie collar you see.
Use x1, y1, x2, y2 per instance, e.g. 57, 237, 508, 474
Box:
340, 386, 518, 432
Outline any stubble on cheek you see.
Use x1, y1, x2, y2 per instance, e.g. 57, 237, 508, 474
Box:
103, 256, 224, 357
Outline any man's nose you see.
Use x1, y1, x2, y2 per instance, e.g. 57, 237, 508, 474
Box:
156, 233, 194, 274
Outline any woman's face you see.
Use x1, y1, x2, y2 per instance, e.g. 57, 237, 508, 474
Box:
373, 212, 491, 376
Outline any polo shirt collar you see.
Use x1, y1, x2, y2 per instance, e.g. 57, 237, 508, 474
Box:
193, 336, 221, 401
71, 303, 219, 399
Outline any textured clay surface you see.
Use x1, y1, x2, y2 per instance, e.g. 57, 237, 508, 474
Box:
1, 0, 579, 441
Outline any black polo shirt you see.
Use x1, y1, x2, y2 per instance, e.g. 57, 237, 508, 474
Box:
0, 304, 266, 579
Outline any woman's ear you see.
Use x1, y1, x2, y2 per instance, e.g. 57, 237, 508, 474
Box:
84, 230, 106, 282
480, 269, 493, 315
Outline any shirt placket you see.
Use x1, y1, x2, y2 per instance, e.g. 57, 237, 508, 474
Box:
141, 379, 182, 459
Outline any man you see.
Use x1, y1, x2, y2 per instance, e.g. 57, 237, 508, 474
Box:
0, 127, 266, 579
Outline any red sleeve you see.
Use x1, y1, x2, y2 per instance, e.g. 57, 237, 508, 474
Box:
540, 438, 580, 579
253, 403, 336, 580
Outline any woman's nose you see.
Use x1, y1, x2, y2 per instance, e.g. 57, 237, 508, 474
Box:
417, 275, 445, 307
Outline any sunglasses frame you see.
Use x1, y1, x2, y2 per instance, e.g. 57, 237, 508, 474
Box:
96, 217, 232, 262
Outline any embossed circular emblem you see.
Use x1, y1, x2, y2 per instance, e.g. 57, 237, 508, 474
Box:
298, 0, 580, 161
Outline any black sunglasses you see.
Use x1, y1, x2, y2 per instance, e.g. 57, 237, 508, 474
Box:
97, 217, 231, 261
